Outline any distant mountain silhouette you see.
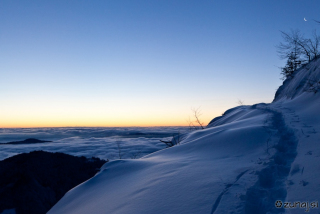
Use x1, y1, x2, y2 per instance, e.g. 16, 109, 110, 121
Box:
0, 151, 107, 214
2, 138, 52, 145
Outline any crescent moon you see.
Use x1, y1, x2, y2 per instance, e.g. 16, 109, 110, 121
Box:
304, 18, 307, 21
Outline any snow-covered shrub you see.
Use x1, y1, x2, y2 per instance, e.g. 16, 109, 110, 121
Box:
305, 77, 320, 93
160, 133, 182, 147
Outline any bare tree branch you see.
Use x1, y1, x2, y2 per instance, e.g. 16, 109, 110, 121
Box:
160, 132, 182, 147
160, 139, 174, 147
191, 107, 204, 129
237, 99, 244, 105
313, 19, 320, 24
276, 29, 313, 79
308, 30, 320, 59
186, 116, 197, 131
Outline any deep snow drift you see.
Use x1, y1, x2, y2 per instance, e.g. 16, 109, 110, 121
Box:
48, 58, 320, 214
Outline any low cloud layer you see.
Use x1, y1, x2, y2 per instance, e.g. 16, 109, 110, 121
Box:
0, 127, 188, 161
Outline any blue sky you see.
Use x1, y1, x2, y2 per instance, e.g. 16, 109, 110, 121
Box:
1, 0, 319, 127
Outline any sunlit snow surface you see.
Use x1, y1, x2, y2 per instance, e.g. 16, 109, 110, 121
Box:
0, 127, 189, 161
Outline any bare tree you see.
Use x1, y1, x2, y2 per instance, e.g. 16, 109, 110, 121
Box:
186, 107, 205, 130
277, 30, 301, 59
236, 99, 244, 105
308, 30, 320, 59
186, 116, 197, 131
161, 107, 204, 147
277, 29, 320, 78
277, 32, 301, 79
191, 107, 204, 129
277, 30, 305, 63
277, 30, 311, 79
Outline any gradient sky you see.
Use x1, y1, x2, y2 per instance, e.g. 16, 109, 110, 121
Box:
1, 0, 320, 128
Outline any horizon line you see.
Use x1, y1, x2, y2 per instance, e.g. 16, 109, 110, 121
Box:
0, 125, 193, 129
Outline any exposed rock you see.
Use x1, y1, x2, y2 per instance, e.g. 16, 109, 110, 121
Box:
0, 151, 107, 214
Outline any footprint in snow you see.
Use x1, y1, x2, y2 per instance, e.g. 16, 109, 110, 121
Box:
299, 180, 309, 186
305, 151, 313, 155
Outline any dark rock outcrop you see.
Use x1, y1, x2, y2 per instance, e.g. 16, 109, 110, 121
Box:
1, 138, 52, 145
0, 151, 107, 214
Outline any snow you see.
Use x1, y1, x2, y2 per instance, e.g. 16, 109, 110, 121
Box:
274, 58, 320, 101
49, 58, 320, 214
272, 93, 320, 214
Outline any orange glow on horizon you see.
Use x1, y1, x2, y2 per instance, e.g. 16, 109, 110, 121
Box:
0, 116, 214, 128
0, 101, 220, 129
0, 121, 191, 129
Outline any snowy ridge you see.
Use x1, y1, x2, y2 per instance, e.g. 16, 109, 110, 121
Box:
274, 58, 320, 101
49, 106, 271, 214
49, 61, 320, 214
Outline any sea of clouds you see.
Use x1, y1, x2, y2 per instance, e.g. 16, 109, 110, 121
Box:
0, 127, 189, 161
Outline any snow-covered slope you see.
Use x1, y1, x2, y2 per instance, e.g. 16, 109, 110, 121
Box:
49, 58, 320, 214
274, 58, 320, 101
